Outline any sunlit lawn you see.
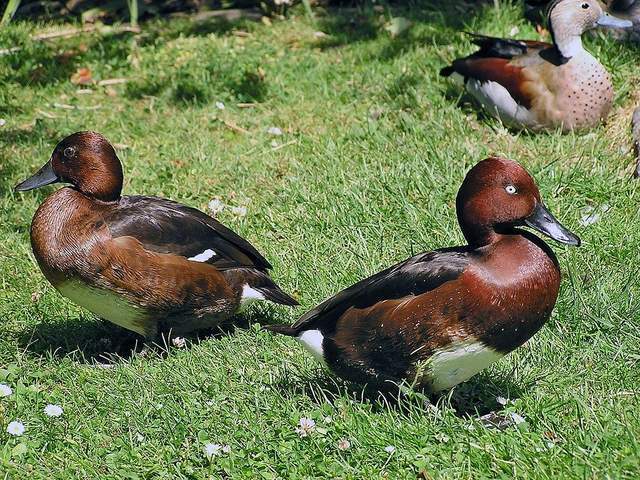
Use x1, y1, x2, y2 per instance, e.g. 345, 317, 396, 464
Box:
1, 1, 639, 477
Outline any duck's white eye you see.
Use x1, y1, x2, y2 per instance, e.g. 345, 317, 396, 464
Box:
63, 146, 77, 158
505, 185, 517, 194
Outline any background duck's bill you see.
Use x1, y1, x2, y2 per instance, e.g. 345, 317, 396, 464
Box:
524, 203, 581, 246
15, 160, 59, 192
596, 13, 634, 28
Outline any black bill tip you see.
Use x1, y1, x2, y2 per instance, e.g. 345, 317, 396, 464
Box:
15, 160, 59, 192
524, 202, 581, 247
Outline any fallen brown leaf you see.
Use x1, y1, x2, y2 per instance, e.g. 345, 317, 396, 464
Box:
71, 67, 92, 85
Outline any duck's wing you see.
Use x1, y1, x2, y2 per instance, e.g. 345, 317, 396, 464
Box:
440, 34, 556, 111
103, 195, 272, 271
270, 249, 470, 335
467, 33, 551, 59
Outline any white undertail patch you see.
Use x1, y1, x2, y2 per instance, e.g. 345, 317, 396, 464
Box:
296, 329, 326, 364
188, 249, 216, 262
428, 339, 503, 392
240, 284, 266, 305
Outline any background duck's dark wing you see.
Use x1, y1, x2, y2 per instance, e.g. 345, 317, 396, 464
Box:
467, 33, 551, 58
270, 249, 470, 335
440, 33, 560, 81
104, 195, 272, 271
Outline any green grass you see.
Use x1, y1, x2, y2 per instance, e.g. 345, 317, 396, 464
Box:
1, 1, 640, 477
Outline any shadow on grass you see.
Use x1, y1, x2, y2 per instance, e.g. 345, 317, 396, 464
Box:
315, 0, 489, 54
274, 366, 527, 418
16, 306, 281, 364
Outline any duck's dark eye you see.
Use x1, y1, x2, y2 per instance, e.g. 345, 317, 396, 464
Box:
63, 146, 77, 159
581, 2, 589, 8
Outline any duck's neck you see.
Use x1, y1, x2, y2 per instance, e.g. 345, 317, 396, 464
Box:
461, 225, 505, 249
556, 35, 584, 59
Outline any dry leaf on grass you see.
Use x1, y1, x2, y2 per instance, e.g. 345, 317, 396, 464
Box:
71, 67, 92, 85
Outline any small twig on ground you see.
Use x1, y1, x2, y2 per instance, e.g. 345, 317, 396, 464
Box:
222, 119, 249, 134
0, 24, 140, 57
98, 78, 129, 86
32, 24, 140, 41
35, 110, 58, 119
174, 8, 262, 23
271, 140, 297, 151
237, 103, 257, 108
53, 103, 102, 110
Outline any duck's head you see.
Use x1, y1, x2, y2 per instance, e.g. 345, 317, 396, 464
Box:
15, 131, 124, 202
456, 157, 581, 248
548, 0, 633, 57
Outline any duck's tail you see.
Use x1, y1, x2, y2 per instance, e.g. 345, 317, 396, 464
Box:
262, 323, 299, 336
440, 65, 455, 77
224, 268, 299, 307
255, 283, 299, 307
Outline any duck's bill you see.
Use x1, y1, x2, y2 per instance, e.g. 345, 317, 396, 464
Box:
524, 203, 581, 246
14, 160, 59, 192
596, 13, 634, 29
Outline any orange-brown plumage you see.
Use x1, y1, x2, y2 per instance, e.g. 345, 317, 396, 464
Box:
266, 158, 579, 392
17, 131, 298, 338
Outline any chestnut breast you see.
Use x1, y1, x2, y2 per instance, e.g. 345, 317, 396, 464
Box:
30, 187, 110, 285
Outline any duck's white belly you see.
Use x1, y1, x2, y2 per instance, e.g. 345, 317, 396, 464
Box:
426, 339, 503, 392
56, 280, 150, 336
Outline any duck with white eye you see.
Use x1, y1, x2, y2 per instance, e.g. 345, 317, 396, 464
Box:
265, 157, 581, 393
441, 0, 633, 132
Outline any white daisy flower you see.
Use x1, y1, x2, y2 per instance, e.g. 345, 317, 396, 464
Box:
337, 438, 350, 450
204, 443, 230, 459
384, 445, 395, 454
267, 126, 283, 136
171, 336, 186, 348
215, 101, 225, 110
509, 412, 526, 425
204, 443, 222, 458
0, 119, 6, 127
496, 396, 508, 406
208, 198, 225, 216
0, 384, 12, 397
7, 421, 25, 436
231, 206, 247, 218
44, 404, 63, 417
295, 417, 316, 437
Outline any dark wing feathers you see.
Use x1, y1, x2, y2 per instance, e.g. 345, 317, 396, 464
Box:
467, 33, 551, 59
105, 195, 272, 271
286, 249, 470, 334
468, 33, 531, 59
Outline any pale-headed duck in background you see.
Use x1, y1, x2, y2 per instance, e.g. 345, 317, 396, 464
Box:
441, 0, 633, 131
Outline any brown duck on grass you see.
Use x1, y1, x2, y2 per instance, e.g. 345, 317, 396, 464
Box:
15, 131, 298, 339
266, 157, 580, 393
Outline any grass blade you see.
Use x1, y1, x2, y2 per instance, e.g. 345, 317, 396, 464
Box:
127, 0, 138, 27
1, 0, 22, 26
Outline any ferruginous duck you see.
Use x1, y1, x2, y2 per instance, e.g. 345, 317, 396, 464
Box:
441, 0, 633, 131
15, 131, 298, 338
266, 157, 580, 392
